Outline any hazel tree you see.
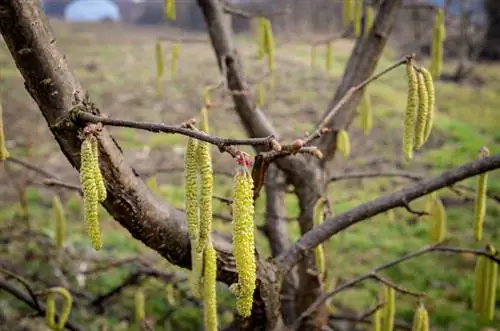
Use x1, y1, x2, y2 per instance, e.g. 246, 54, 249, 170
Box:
0, 0, 498, 331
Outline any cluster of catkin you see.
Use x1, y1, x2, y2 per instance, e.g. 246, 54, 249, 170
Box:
184, 115, 218, 330
44, 287, 73, 330
472, 244, 498, 322
155, 41, 180, 95
342, 0, 375, 38
430, 9, 445, 78
403, 59, 435, 160
80, 131, 107, 251
425, 192, 447, 244
0, 99, 10, 161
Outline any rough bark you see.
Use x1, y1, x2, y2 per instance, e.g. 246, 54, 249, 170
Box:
480, 0, 500, 61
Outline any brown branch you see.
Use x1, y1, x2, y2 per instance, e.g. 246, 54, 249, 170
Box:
73, 110, 275, 151
6, 156, 57, 179
43, 178, 82, 193
292, 243, 500, 329
306, 56, 408, 146
328, 170, 424, 182
221, 1, 290, 19
277, 153, 500, 271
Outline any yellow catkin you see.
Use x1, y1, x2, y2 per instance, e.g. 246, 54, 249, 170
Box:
411, 303, 429, 331
171, 43, 180, 80
232, 169, 256, 317
263, 18, 275, 73
257, 82, 265, 107
360, 91, 372, 135
256, 17, 266, 60
403, 61, 418, 160
353, 0, 363, 38
44, 287, 72, 330
325, 42, 333, 74
53, 195, 66, 250
365, 5, 375, 38
336, 129, 351, 159
428, 196, 446, 244
200, 106, 210, 134
313, 198, 326, 277
310, 45, 317, 68
80, 137, 101, 251
165, 0, 176, 20
155, 41, 164, 95
165, 283, 176, 305
342, 0, 353, 27
413, 72, 429, 150
91, 136, 106, 202
196, 140, 213, 256
46, 293, 57, 329
474, 147, 490, 242
185, 138, 202, 297
420, 68, 435, 142
203, 241, 218, 331
387, 208, 395, 224
430, 9, 445, 78
483, 245, 498, 322
135, 289, 145, 324
382, 285, 395, 331
472, 254, 486, 314
372, 305, 381, 331
0, 100, 9, 161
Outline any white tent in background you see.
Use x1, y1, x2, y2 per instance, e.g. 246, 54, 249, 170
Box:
64, 0, 121, 22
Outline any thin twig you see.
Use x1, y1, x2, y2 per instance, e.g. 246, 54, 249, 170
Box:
73, 111, 275, 150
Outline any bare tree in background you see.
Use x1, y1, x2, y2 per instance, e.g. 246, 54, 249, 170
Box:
0, 0, 499, 331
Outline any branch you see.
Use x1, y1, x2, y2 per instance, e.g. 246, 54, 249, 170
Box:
328, 170, 424, 182
277, 154, 500, 271
73, 111, 275, 152
292, 243, 500, 328
221, 1, 290, 19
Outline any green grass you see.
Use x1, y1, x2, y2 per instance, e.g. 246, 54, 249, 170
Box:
0, 20, 499, 331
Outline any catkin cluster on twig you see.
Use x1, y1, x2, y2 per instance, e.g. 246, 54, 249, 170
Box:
472, 245, 498, 322
255, 16, 276, 102
230, 153, 257, 317
155, 41, 165, 95
336, 129, 351, 159
381, 285, 395, 331
80, 131, 107, 251
43, 287, 73, 331
342, 0, 354, 28
183, 114, 218, 329
359, 90, 373, 135
430, 9, 445, 78
403, 59, 435, 160
474, 147, 490, 242
53, 195, 66, 250
164, 0, 176, 21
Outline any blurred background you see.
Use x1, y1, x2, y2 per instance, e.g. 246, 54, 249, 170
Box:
0, 0, 499, 330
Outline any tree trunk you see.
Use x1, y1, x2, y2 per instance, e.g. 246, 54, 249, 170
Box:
479, 0, 500, 61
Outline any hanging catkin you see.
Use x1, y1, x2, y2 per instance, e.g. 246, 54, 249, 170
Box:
342, 0, 354, 27
364, 5, 375, 38
413, 71, 429, 150
91, 136, 106, 202
411, 303, 430, 331
0, 99, 9, 161
430, 9, 445, 78
428, 195, 447, 244
353, 0, 363, 38
165, 0, 176, 20
336, 129, 351, 159
155, 41, 165, 95
381, 285, 395, 331
372, 304, 382, 331
403, 60, 418, 160
256, 17, 266, 59
231, 157, 256, 317
135, 289, 145, 324
44, 287, 73, 331
360, 91, 372, 135
184, 138, 202, 297
171, 43, 180, 80
420, 67, 435, 143
53, 195, 66, 250
483, 245, 498, 322
263, 18, 275, 73
196, 139, 213, 260
203, 240, 218, 331
473, 147, 490, 242
80, 136, 101, 251
313, 198, 326, 277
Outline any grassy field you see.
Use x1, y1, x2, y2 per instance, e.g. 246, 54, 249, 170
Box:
0, 20, 499, 331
